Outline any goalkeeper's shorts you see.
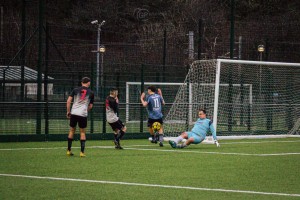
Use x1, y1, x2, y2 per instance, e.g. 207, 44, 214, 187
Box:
187, 132, 205, 144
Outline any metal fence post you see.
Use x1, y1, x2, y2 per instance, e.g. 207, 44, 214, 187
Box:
140, 64, 144, 133
102, 75, 107, 134
90, 62, 94, 134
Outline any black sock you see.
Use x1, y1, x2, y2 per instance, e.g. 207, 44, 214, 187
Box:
67, 138, 73, 151
118, 130, 125, 140
80, 140, 86, 153
114, 134, 119, 142
152, 135, 155, 141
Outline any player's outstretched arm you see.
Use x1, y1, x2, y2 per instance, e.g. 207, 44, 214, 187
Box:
157, 88, 162, 96
157, 88, 165, 105
209, 122, 220, 147
140, 92, 148, 107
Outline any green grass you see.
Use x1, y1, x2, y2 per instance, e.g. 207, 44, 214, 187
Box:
0, 119, 149, 134
1, 138, 300, 200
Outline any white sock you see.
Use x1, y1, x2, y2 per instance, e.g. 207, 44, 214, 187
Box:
177, 142, 188, 148
174, 136, 183, 144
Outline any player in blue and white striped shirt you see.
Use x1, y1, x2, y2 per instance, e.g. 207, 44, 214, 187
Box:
169, 109, 220, 148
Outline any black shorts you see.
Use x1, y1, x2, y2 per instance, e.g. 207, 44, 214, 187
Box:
70, 115, 88, 129
108, 119, 125, 132
147, 118, 163, 127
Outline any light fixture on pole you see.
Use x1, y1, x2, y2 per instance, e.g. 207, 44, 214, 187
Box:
257, 44, 265, 61
257, 44, 265, 95
99, 45, 106, 88
91, 19, 105, 97
99, 45, 106, 53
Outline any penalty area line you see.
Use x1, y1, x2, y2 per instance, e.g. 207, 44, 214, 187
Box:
220, 140, 300, 145
123, 147, 300, 156
0, 173, 299, 197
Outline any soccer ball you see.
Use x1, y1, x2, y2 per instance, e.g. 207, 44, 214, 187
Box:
152, 122, 161, 132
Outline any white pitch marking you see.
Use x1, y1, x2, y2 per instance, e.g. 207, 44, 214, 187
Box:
122, 147, 300, 156
0, 147, 66, 151
0, 145, 299, 156
0, 144, 154, 151
220, 140, 300, 145
0, 173, 299, 197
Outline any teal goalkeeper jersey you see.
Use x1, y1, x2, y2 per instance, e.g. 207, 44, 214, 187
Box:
191, 118, 217, 140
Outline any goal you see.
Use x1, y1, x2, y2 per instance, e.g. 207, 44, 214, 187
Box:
163, 59, 300, 140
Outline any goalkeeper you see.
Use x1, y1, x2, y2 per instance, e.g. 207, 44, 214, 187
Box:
169, 109, 220, 148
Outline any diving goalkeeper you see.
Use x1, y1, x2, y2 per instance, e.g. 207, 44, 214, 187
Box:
169, 109, 220, 148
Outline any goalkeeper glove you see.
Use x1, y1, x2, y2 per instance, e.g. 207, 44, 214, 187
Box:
214, 140, 220, 147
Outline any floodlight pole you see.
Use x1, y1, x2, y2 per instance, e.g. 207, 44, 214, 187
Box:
96, 24, 101, 97
100, 49, 104, 87
258, 45, 265, 95
92, 20, 105, 97
98, 45, 106, 90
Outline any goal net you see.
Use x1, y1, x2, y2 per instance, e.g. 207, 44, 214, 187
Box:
164, 59, 300, 140
126, 82, 251, 125
288, 118, 300, 135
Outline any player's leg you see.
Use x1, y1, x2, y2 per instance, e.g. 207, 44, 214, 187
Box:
147, 119, 156, 143
158, 125, 164, 147
67, 127, 75, 156
175, 132, 188, 143
169, 132, 188, 148
108, 121, 121, 149
116, 125, 126, 149
157, 119, 164, 147
117, 119, 126, 141
176, 136, 194, 148
149, 127, 156, 143
78, 117, 88, 157
67, 115, 77, 156
79, 128, 86, 157
177, 133, 204, 148
120, 126, 126, 139
108, 122, 118, 147
112, 120, 126, 149
113, 129, 120, 147
113, 129, 123, 149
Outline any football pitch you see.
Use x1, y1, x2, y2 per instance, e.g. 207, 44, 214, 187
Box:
0, 138, 300, 200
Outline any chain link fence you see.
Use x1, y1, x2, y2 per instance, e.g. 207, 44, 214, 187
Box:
1, 1, 299, 138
